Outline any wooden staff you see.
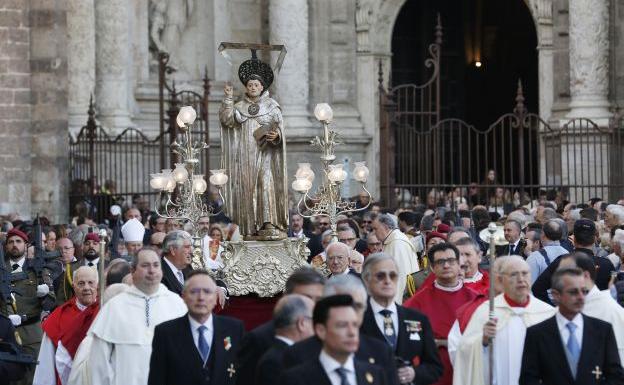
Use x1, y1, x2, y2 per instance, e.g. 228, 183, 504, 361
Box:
98, 230, 107, 300
487, 222, 497, 385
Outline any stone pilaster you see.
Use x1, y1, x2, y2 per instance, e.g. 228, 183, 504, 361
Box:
95, 0, 133, 131
269, 0, 310, 130
67, 0, 95, 134
567, 0, 611, 121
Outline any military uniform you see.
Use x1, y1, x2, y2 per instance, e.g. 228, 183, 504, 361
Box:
53, 258, 81, 307
5, 258, 55, 385
0, 314, 27, 385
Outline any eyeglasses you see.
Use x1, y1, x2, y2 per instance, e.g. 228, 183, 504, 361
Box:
187, 287, 215, 296
363, 220, 372, 224
61, 246, 74, 251
373, 271, 398, 282
319, 222, 330, 226
339, 238, 356, 243
502, 271, 530, 280
432, 257, 458, 267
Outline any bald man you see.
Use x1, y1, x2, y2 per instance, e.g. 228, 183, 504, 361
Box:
326, 242, 361, 278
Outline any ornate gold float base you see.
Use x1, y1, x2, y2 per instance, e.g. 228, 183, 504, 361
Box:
221, 238, 310, 297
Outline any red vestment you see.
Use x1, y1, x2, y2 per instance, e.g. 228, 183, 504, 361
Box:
456, 294, 488, 333
463, 270, 490, 295
404, 283, 478, 385
41, 297, 99, 384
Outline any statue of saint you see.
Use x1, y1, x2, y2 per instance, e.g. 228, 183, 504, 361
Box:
218, 55, 289, 240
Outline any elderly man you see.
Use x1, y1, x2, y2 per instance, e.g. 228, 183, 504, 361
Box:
53, 237, 82, 306
605, 204, 624, 232
327, 242, 360, 278
121, 218, 145, 257
87, 249, 188, 385
283, 275, 399, 385
160, 230, 227, 306
366, 233, 383, 256
453, 256, 554, 385
526, 219, 568, 284
279, 295, 386, 385
34, 267, 100, 385
360, 253, 442, 385
124, 208, 141, 222
404, 243, 478, 385
350, 250, 364, 274
148, 270, 244, 385
255, 295, 315, 385
455, 237, 489, 295
372, 213, 420, 304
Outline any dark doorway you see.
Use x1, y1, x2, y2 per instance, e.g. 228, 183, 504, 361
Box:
391, 0, 538, 128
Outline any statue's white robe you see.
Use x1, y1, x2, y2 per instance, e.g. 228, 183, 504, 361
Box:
86, 284, 187, 385
452, 294, 554, 385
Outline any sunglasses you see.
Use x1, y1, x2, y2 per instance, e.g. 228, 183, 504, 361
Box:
374, 271, 398, 282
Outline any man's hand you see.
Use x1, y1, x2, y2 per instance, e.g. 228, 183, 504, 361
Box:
8, 314, 21, 327
224, 83, 233, 98
397, 366, 415, 384
482, 318, 497, 346
36, 284, 50, 297
217, 286, 228, 309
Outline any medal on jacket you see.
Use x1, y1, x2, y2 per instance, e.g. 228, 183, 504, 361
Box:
383, 317, 394, 336
248, 103, 259, 115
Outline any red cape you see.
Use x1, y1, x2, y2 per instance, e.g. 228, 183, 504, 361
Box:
42, 297, 99, 358
455, 294, 488, 333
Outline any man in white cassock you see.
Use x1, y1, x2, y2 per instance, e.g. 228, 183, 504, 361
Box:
453, 256, 555, 385
558, 252, 624, 363
87, 249, 187, 385
122, 218, 146, 257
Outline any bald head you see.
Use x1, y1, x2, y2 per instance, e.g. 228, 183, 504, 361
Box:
326, 242, 352, 275
72, 266, 98, 306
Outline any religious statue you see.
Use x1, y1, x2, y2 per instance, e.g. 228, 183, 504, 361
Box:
218, 53, 289, 240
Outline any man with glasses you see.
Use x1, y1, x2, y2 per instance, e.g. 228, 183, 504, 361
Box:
148, 269, 244, 385
453, 256, 554, 385
361, 253, 442, 385
404, 243, 478, 385
338, 227, 359, 251
365, 234, 383, 256
327, 242, 361, 278
54, 237, 82, 306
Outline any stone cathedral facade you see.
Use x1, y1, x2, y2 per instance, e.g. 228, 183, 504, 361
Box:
1, 0, 623, 222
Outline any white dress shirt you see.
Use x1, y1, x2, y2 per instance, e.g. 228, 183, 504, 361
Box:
163, 256, 185, 285
84, 257, 99, 267
9, 257, 25, 273
189, 314, 214, 357
275, 335, 295, 346
556, 311, 584, 352
319, 350, 357, 385
370, 298, 399, 338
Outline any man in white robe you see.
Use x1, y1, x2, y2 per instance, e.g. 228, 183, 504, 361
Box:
372, 214, 420, 304
453, 256, 555, 385
558, 252, 624, 363
87, 249, 187, 385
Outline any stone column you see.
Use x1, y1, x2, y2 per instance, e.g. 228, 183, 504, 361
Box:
567, 0, 611, 120
269, 0, 310, 130
95, 0, 133, 131
67, 0, 95, 135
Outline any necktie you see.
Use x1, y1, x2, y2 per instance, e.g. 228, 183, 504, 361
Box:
566, 322, 580, 378
335, 367, 351, 385
197, 325, 210, 363
88, 262, 94, 267
379, 309, 397, 348
177, 271, 184, 285
11, 263, 19, 271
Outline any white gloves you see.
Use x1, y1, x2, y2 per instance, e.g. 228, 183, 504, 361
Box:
36, 284, 50, 297
8, 314, 21, 327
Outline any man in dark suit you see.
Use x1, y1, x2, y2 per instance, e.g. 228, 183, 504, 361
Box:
148, 269, 244, 385
288, 212, 323, 257
496, 219, 526, 257
327, 242, 361, 279
79, 232, 107, 269
256, 294, 315, 385
360, 253, 442, 385
53, 237, 82, 306
160, 230, 228, 304
520, 267, 624, 385
236, 267, 326, 385
279, 295, 386, 385
283, 275, 399, 385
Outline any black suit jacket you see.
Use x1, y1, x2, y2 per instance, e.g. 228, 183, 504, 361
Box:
0, 315, 26, 385
161, 258, 228, 296
329, 268, 362, 280
288, 230, 323, 260
361, 302, 443, 385
236, 320, 276, 385
256, 338, 288, 385
496, 241, 526, 258
520, 314, 624, 385
279, 356, 386, 385
283, 335, 398, 385
148, 313, 245, 385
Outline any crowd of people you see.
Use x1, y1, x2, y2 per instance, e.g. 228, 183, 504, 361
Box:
2, 189, 624, 385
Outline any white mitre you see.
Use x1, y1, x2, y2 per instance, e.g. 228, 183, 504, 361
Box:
121, 218, 145, 243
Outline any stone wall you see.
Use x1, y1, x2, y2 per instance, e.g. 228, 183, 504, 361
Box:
0, 0, 32, 217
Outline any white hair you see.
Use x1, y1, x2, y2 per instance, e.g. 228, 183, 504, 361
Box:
376, 213, 398, 230
613, 229, 624, 251
350, 250, 364, 263
72, 265, 99, 284
569, 208, 582, 222
607, 204, 624, 224
323, 274, 368, 309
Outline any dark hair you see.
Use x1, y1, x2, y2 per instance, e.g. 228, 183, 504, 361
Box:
105, 260, 131, 286
185, 269, 215, 283
246, 74, 266, 88
552, 267, 584, 292
526, 222, 542, 231
285, 267, 326, 294
569, 252, 597, 282
580, 207, 598, 222
543, 220, 563, 241
397, 211, 419, 227
312, 294, 354, 325
589, 197, 603, 206
472, 208, 491, 230
573, 226, 596, 247
427, 242, 459, 266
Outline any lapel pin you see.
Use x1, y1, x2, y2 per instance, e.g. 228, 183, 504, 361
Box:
224, 336, 232, 351
365, 372, 374, 383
